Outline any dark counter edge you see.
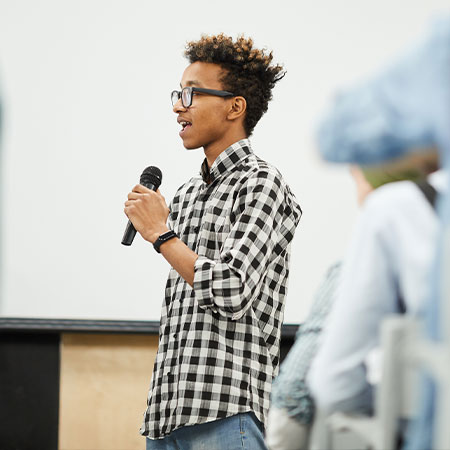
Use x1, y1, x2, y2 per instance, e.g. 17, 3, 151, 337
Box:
0, 317, 299, 338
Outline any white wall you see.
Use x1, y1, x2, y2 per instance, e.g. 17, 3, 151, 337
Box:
1, 0, 448, 323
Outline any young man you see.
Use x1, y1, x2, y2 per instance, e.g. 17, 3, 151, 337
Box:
124, 34, 302, 450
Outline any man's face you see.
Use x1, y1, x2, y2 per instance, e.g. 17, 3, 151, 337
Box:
173, 62, 233, 151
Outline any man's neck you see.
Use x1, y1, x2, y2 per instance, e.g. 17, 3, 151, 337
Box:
204, 132, 248, 168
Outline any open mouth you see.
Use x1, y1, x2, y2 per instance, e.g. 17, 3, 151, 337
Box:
180, 121, 192, 131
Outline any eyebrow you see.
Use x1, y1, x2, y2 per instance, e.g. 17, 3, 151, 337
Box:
180, 80, 204, 88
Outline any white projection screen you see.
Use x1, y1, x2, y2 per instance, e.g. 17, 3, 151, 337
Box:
1, 0, 448, 323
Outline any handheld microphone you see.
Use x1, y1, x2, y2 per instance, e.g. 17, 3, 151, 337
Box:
121, 166, 163, 246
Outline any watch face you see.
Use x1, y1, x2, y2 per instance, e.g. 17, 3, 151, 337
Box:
154, 230, 177, 253
162, 231, 176, 241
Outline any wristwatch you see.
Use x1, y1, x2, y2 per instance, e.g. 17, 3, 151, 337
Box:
153, 230, 177, 253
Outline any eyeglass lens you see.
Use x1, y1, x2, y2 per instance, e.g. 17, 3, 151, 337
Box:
181, 88, 192, 108
181, 88, 192, 107
171, 88, 192, 107
171, 91, 179, 107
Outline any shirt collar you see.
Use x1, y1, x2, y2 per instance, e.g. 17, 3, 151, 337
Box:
200, 139, 253, 184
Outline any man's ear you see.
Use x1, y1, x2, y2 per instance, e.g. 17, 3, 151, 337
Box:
227, 96, 247, 121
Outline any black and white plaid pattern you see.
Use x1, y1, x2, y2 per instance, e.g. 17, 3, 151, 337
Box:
140, 139, 302, 439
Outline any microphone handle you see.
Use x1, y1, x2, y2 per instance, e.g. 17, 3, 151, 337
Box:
121, 182, 157, 246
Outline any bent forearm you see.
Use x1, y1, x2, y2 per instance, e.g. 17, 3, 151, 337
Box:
158, 237, 198, 287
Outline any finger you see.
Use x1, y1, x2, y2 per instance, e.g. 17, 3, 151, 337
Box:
127, 192, 142, 201
132, 184, 152, 193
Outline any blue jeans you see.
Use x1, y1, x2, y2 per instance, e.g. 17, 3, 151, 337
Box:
145, 412, 266, 450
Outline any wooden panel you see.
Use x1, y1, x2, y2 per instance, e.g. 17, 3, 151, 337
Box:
59, 333, 158, 450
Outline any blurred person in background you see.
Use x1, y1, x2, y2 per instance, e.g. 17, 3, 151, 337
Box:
266, 155, 442, 450
308, 153, 444, 417
314, 15, 450, 449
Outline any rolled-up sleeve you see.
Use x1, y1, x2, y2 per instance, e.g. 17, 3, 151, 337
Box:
193, 170, 290, 320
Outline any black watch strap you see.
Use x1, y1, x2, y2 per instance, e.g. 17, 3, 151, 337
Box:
153, 230, 177, 253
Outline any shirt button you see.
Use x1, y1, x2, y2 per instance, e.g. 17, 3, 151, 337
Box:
194, 226, 200, 233
173, 333, 177, 339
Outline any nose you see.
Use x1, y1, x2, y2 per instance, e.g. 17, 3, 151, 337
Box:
173, 97, 186, 114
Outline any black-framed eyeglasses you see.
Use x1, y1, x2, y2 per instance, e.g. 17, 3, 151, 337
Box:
171, 86, 235, 108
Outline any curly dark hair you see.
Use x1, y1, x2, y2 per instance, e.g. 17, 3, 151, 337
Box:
184, 34, 285, 136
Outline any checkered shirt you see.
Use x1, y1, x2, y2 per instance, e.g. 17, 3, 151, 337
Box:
140, 139, 302, 439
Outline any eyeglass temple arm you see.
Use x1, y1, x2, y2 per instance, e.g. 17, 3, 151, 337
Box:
191, 87, 235, 97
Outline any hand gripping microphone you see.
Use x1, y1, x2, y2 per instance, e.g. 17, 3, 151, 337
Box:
121, 166, 163, 246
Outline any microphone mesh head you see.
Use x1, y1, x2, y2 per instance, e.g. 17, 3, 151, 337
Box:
140, 166, 162, 189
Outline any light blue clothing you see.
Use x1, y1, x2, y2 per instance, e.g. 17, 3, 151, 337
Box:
403, 230, 445, 450
308, 175, 443, 415
145, 412, 266, 450
317, 15, 450, 167
270, 262, 341, 425
316, 15, 450, 449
